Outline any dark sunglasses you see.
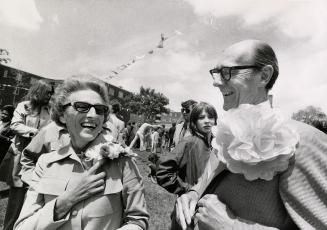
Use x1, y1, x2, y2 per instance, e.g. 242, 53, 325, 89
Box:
209, 65, 260, 81
181, 108, 191, 114
64, 101, 109, 115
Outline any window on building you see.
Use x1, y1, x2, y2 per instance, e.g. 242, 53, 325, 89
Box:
16, 73, 22, 82
118, 91, 124, 98
13, 87, 19, 95
3, 70, 8, 78
109, 88, 115, 96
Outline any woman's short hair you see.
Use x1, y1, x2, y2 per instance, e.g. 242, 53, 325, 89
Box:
51, 75, 110, 128
189, 102, 218, 135
25, 80, 53, 107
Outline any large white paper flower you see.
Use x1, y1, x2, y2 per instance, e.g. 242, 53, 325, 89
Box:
214, 102, 299, 181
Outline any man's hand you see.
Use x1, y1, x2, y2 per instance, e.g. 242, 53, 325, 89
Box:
54, 161, 106, 220
195, 194, 235, 230
176, 190, 199, 230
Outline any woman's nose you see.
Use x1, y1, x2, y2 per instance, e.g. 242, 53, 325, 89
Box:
87, 107, 97, 116
203, 117, 211, 123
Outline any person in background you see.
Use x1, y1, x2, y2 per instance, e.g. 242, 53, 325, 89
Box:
151, 126, 159, 154
163, 127, 170, 151
144, 127, 153, 151
0, 80, 53, 230
14, 76, 149, 230
168, 122, 176, 151
129, 123, 154, 151
128, 122, 138, 147
156, 102, 217, 196
173, 100, 197, 147
109, 103, 125, 143
123, 123, 132, 145
19, 121, 70, 187
159, 125, 166, 153
0, 105, 15, 163
103, 119, 119, 142
176, 40, 327, 230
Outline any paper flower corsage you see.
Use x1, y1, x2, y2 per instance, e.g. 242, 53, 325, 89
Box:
82, 132, 137, 169
214, 102, 299, 181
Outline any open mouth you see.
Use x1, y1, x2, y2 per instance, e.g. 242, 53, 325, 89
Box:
81, 122, 97, 129
222, 91, 233, 96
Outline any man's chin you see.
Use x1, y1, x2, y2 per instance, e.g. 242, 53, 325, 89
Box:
223, 104, 232, 111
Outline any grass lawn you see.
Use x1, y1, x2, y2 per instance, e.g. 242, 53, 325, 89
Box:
0, 149, 176, 230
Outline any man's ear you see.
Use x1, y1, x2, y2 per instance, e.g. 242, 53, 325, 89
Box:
59, 115, 66, 124
259, 65, 273, 87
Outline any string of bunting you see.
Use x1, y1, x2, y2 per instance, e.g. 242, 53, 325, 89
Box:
102, 30, 183, 81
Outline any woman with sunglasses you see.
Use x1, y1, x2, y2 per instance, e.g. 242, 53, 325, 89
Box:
156, 102, 218, 195
14, 76, 149, 230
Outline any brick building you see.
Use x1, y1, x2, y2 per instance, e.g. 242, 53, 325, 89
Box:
0, 64, 133, 122
156, 111, 182, 128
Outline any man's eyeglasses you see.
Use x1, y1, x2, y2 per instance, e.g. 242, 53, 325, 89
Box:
64, 101, 109, 115
209, 65, 260, 82
181, 108, 191, 114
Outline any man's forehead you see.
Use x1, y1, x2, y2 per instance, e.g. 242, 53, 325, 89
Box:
215, 41, 256, 67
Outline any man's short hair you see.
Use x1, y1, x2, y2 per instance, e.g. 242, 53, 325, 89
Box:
252, 41, 279, 91
181, 99, 197, 109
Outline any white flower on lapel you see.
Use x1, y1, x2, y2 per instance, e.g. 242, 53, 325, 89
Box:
214, 102, 299, 181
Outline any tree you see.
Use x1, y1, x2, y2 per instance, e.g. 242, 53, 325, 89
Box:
292, 105, 327, 133
122, 86, 169, 123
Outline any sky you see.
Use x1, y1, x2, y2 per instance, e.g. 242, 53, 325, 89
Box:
1, 0, 327, 116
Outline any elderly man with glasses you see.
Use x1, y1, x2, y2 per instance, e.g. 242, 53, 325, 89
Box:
175, 40, 327, 230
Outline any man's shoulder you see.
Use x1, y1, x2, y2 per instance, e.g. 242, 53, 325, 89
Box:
290, 119, 327, 143
280, 120, 327, 228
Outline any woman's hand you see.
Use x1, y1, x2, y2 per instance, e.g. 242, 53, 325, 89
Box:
175, 190, 199, 230
195, 194, 235, 230
54, 161, 106, 220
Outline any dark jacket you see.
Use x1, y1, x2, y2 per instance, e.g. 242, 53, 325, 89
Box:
156, 135, 212, 196
0, 122, 14, 163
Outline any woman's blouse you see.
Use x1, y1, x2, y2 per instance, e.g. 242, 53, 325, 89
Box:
14, 145, 149, 230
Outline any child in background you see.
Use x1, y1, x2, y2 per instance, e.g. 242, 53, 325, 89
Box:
151, 127, 159, 153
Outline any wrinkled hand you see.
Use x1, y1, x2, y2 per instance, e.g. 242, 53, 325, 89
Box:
55, 161, 106, 219
176, 191, 199, 230
195, 194, 235, 230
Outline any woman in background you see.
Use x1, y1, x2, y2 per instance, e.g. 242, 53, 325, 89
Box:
0, 105, 15, 163
0, 80, 53, 230
156, 102, 218, 195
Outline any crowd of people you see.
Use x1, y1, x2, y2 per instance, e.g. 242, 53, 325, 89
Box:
0, 39, 326, 230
